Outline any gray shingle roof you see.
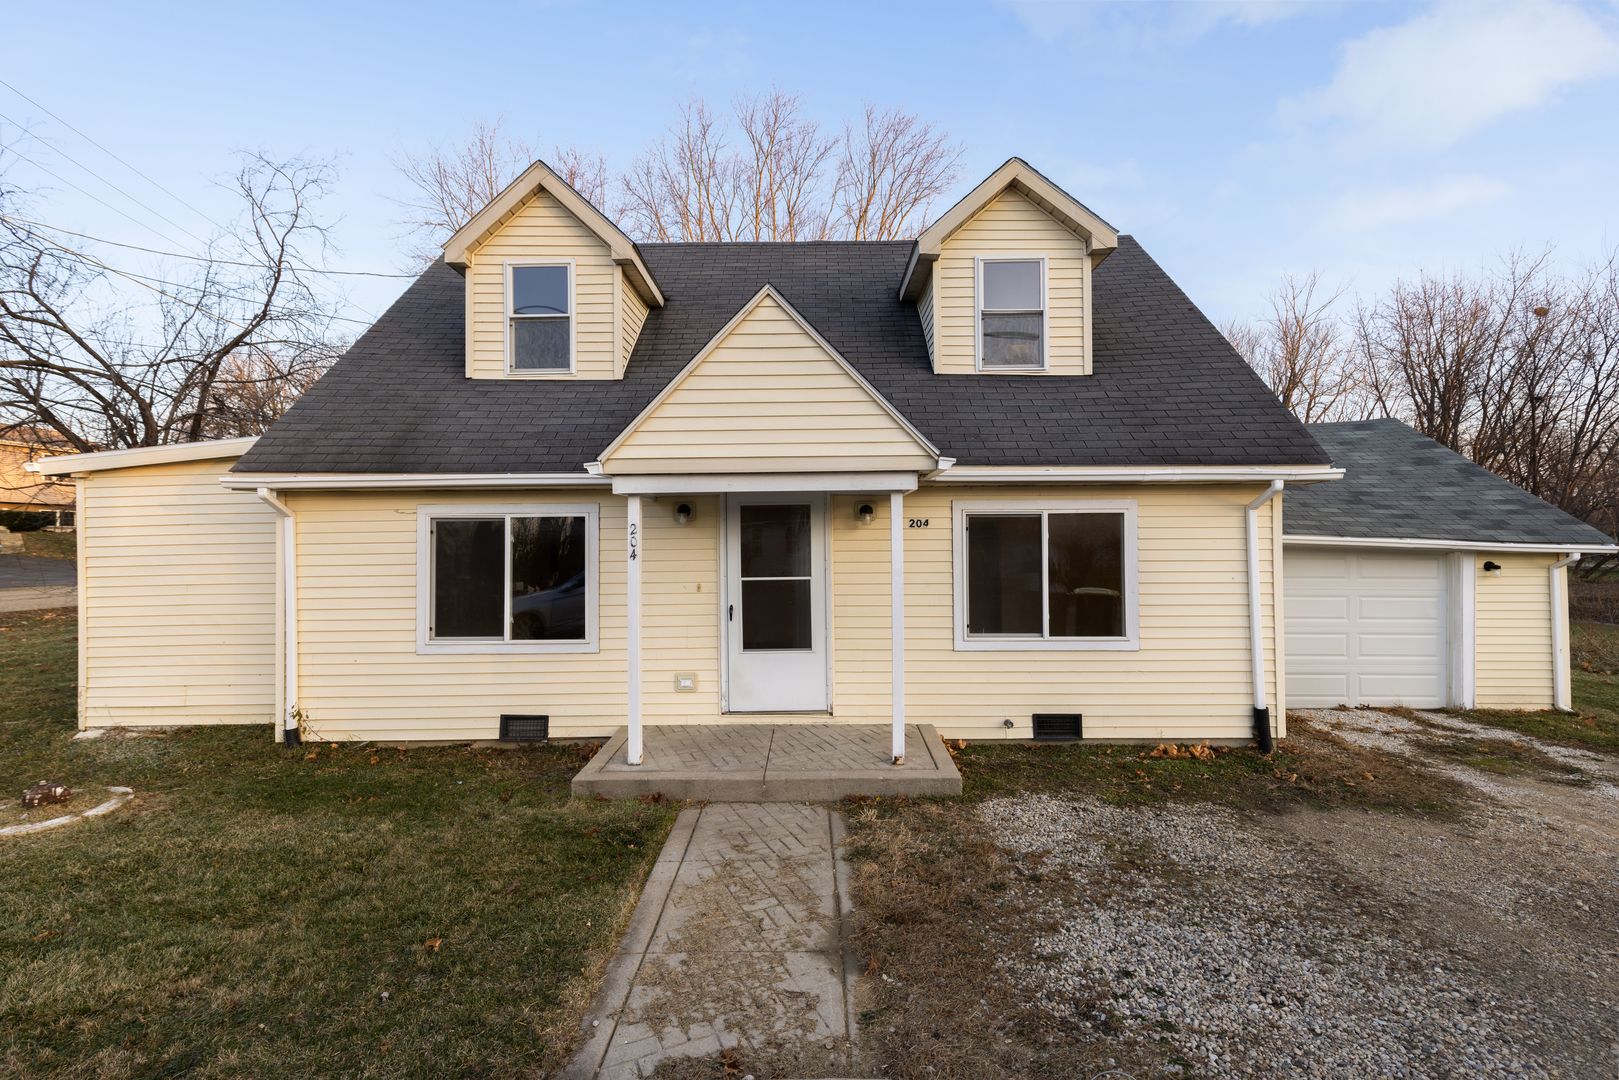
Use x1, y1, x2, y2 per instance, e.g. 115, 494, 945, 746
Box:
233, 237, 1328, 475
1287, 419, 1617, 549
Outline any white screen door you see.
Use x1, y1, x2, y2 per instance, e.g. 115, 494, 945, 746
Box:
725, 495, 829, 712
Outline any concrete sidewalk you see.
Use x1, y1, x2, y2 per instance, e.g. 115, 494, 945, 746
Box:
564, 803, 860, 1079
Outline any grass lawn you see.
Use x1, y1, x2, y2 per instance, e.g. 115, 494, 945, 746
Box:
0, 608, 675, 1079
1448, 670, 1619, 755
17, 529, 76, 560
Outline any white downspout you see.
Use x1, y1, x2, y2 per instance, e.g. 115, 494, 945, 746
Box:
256, 488, 298, 744
1549, 553, 1579, 711
1246, 480, 1284, 752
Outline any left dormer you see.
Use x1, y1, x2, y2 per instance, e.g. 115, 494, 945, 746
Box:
443, 160, 663, 380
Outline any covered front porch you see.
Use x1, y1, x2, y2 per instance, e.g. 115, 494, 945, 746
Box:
571, 722, 963, 801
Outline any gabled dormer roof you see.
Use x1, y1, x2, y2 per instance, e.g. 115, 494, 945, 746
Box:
441, 159, 665, 307
898, 157, 1119, 302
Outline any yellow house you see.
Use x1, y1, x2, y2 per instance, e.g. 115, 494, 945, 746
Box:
32, 158, 1616, 765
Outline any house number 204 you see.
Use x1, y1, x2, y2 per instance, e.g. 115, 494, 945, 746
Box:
907, 518, 929, 528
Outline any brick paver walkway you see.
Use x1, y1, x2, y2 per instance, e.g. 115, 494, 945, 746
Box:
563, 803, 858, 1079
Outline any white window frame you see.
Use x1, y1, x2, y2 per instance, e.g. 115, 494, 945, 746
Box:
974, 255, 1048, 372
952, 498, 1139, 651
416, 502, 599, 654
504, 259, 576, 376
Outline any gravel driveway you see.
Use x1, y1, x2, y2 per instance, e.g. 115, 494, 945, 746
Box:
977, 710, 1619, 1079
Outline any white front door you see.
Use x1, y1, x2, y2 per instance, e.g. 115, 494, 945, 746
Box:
725, 495, 829, 712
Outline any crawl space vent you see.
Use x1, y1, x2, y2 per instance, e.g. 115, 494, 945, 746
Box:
1032, 714, 1082, 741
499, 714, 550, 742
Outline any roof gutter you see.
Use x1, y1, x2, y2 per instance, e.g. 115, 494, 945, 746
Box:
1247, 480, 1283, 753
935, 465, 1343, 485
1283, 534, 1617, 555
220, 472, 610, 492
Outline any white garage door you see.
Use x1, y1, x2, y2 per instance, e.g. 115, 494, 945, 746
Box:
1284, 549, 1449, 708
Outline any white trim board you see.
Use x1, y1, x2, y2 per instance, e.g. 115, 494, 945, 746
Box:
940, 465, 1345, 484
1284, 534, 1616, 555
31, 437, 257, 476
610, 472, 919, 495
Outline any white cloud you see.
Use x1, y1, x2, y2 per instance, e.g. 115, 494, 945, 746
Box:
1289, 0, 1619, 152
1328, 175, 1513, 231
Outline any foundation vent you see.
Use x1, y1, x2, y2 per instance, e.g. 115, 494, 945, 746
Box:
1032, 713, 1082, 741
499, 714, 550, 742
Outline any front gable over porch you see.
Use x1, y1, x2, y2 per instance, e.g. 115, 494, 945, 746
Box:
594, 286, 941, 477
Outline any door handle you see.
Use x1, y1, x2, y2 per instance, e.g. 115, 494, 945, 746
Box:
728, 604, 734, 622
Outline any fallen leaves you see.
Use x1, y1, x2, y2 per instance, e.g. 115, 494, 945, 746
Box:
1148, 741, 1216, 762
424, 937, 441, 952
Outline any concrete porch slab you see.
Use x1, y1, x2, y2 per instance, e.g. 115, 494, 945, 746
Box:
571, 723, 962, 801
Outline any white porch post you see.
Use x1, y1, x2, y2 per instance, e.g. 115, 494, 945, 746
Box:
890, 490, 905, 764
627, 494, 643, 765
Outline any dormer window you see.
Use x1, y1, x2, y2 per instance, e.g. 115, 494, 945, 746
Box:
507, 261, 574, 373
976, 257, 1046, 371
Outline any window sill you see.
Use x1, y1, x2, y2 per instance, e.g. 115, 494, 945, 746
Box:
417, 640, 599, 656
954, 636, 1139, 653
501, 368, 578, 378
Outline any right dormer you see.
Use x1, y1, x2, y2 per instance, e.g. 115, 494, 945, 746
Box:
900, 158, 1118, 375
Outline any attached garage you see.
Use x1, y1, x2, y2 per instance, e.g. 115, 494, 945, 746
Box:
1285, 420, 1617, 712
1284, 548, 1451, 708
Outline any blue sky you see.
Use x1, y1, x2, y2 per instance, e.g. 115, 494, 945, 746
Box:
3, 0, 1617, 330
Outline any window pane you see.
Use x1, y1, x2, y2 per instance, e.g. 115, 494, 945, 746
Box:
433, 518, 504, 638
1048, 513, 1125, 638
512, 318, 571, 370
511, 516, 588, 641
966, 514, 1043, 635
742, 579, 812, 650
511, 265, 569, 316
981, 312, 1044, 368
982, 259, 1041, 310
739, 504, 811, 579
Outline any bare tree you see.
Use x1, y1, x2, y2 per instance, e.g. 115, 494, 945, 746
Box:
0, 149, 345, 450
833, 105, 963, 241
394, 118, 606, 262
619, 96, 961, 243
1225, 271, 1360, 423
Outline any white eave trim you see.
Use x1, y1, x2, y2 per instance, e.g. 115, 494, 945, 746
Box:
29, 436, 258, 476
933, 465, 1345, 484
1283, 533, 1618, 555
609, 472, 919, 495
219, 472, 609, 492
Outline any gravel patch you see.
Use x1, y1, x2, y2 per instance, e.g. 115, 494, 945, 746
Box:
977, 795, 1562, 1079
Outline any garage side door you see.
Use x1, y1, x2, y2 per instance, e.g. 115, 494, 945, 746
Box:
1284, 549, 1448, 708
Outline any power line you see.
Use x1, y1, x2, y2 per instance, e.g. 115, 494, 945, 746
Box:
1, 146, 198, 253
0, 108, 213, 254
0, 76, 228, 236
0, 213, 415, 278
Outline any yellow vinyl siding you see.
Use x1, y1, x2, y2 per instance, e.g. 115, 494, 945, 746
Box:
600, 293, 937, 474
78, 458, 277, 727
618, 267, 650, 377
285, 483, 1278, 743
466, 187, 617, 380
1474, 553, 1557, 709
930, 188, 1089, 375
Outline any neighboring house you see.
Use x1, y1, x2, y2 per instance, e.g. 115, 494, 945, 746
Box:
1, 429, 77, 525
31, 158, 1618, 751
1283, 420, 1616, 712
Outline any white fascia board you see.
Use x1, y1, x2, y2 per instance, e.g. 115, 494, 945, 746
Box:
610, 472, 919, 495
219, 472, 609, 492
29, 437, 258, 476
1283, 534, 1617, 555
933, 465, 1345, 484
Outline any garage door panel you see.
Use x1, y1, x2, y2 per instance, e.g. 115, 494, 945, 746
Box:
1285, 549, 1448, 708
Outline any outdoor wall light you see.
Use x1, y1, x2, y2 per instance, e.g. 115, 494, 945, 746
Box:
857, 503, 875, 525
1483, 560, 1502, 575
674, 503, 693, 525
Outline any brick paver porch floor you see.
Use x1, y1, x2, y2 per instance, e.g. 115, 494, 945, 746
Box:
570, 722, 962, 801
